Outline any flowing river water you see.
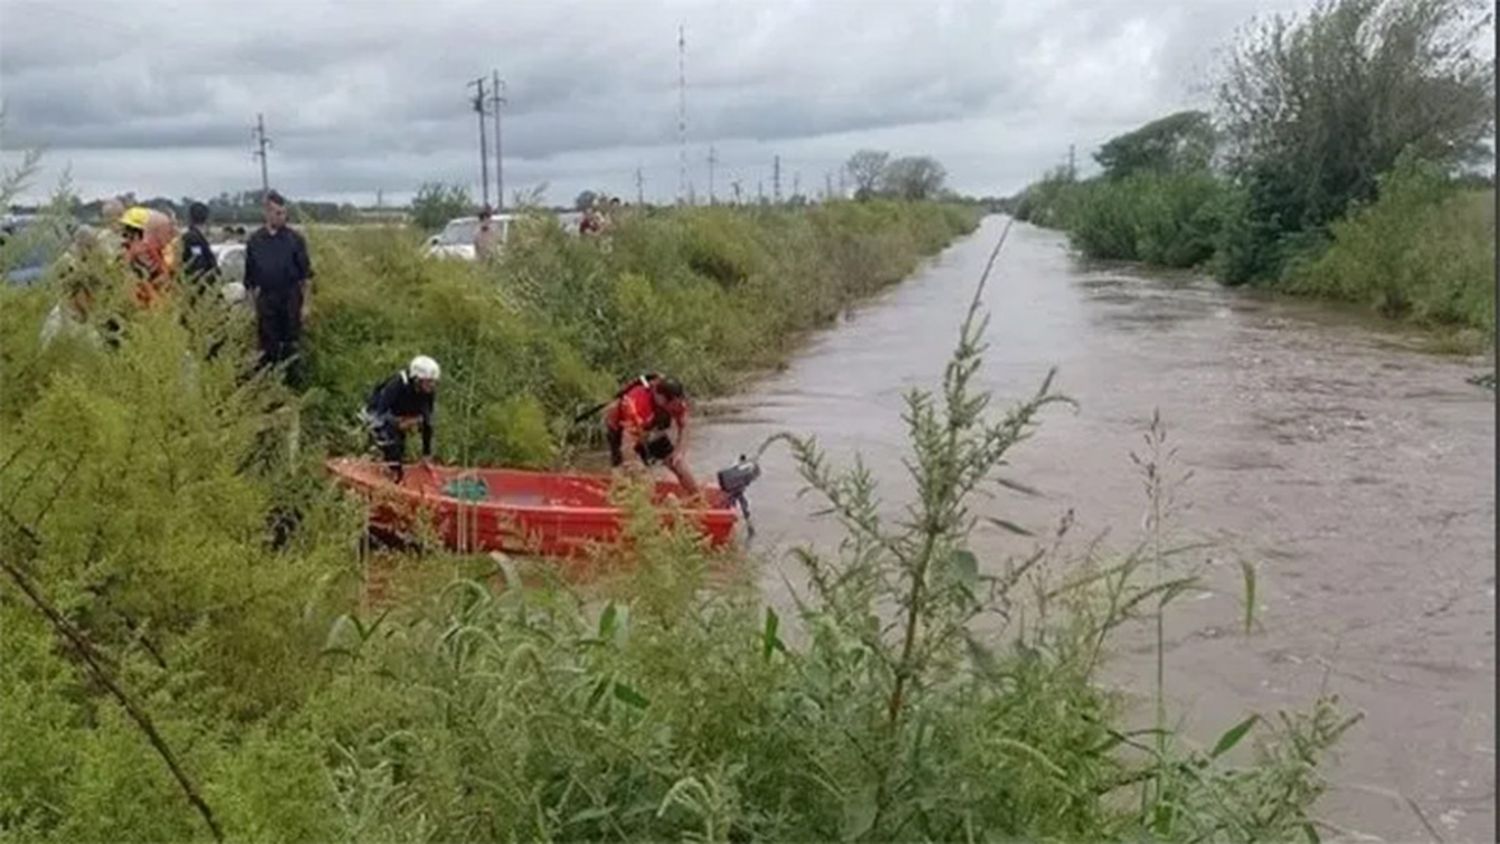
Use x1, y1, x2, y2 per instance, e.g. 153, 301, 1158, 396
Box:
693, 215, 1495, 841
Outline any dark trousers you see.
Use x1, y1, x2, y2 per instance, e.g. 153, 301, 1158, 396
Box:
607, 426, 674, 466
255, 291, 303, 384
367, 413, 407, 479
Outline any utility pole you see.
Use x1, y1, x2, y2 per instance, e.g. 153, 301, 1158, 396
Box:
251, 113, 271, 199
707, 145, 718, 205
490, 71, 506, 210
772, 155, 781, 204
677, 24, 688, 205
792, 171, 800, 201
468, 77, 490, 208
635, 166, 645, 206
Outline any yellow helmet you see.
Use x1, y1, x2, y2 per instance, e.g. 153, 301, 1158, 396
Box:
119, 206, 152, 231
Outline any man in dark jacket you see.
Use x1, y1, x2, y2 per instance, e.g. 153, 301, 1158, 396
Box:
244, 190, 313, 383
180, 201, 218, 294
363, 355, 441, 480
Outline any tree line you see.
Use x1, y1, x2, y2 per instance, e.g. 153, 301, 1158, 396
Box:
1001, 0, 1494, 334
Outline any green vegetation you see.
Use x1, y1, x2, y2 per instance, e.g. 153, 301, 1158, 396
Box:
1284, 156, 1495, 335
0, 202, 1353, 838
300, 200, 979, 467
1005, 0, 1496, 339
1064, 170, 1224, 269
409, 182, 476, 231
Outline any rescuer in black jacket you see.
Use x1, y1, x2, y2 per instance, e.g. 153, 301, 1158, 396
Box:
363, 355, 440, 479
180, 201, 219, 294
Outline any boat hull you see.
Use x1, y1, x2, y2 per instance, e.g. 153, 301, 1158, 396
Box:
326, 458, 739, 558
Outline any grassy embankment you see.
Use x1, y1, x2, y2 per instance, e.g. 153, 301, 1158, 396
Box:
1011, 160, 1494, 346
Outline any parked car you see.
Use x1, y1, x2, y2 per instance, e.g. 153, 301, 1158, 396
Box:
425, 214, 516, 260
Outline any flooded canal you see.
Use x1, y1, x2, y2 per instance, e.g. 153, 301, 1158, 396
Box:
694, 215, 1495, 841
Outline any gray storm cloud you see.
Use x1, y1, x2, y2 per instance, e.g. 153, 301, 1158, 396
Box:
0, 0, 1306, 204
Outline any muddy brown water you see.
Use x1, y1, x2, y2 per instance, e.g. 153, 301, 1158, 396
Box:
692, 215, 1495, 842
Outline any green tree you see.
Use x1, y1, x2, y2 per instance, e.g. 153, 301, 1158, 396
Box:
1095, 110, 1215, 180
1215, 0, 1495, 282
411, 182, 473, 232
845, 149, 890, 200
880, 156, 948, 200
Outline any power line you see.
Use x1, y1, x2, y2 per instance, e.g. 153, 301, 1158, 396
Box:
490, 72, 506, 210
468, 76, 490, 208
677, 23, 688, 206
251, 113, 271, 199
707, 145, 718, 205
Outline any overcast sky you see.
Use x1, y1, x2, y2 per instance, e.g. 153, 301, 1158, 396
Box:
0, 0, 1314, 207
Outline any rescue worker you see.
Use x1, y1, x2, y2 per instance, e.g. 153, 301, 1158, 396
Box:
605, 373, 699, 494
180, 201, 219, 296
363, 355, 440, 480
118, 206, 173, 306
244, 190, 313, 383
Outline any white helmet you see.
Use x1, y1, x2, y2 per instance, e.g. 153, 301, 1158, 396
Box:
409, 355, 441, 382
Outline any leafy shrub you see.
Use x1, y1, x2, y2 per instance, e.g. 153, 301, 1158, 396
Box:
296, 201, 978, 467
1066, 171, 1224, 267
1283, 155, 1496, 337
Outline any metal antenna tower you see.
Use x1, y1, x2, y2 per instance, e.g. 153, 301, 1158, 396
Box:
707, 145, 718, 205
677, 24, 688, 205
489, 72, 506, 209
251, 113, 272, 198
468, 76, 490, 207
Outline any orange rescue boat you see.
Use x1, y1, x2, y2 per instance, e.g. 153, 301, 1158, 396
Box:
326, 457, 744, 558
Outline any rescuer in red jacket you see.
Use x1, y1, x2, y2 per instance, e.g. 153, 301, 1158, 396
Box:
604, 374, 699, 494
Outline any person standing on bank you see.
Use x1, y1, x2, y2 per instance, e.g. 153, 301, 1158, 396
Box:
244, 190, 313, 383
180, 201, 219, 297
473, 205, 499, 260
